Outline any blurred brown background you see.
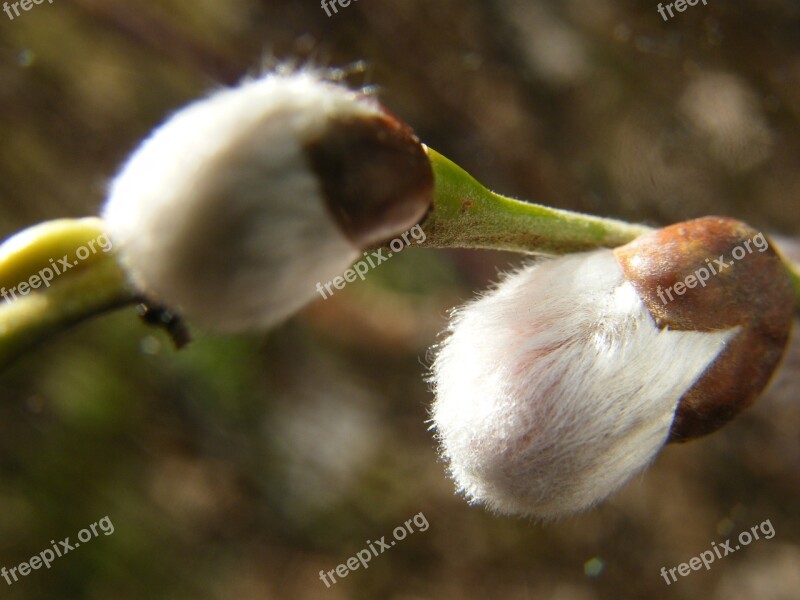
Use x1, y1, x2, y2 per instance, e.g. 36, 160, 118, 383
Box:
0, 1, 799, 598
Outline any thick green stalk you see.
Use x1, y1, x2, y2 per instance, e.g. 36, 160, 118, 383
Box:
419, 148, 653, 254
421, 147, 800, 315
0, 219, 136, 368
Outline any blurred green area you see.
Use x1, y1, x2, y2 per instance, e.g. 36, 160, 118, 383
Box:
1, 1, 799, 598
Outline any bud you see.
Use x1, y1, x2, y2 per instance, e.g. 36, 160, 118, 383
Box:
614, 217, 794, 441
430, 217, 793, 518
103, 69, 433, 332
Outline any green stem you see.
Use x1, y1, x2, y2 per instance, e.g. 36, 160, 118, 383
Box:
419, 148, 653, 254
0, 219, 136, 369
421, 147, 800, 315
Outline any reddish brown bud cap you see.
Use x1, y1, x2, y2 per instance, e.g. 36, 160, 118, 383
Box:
614, 217, 794, 442
304, 112, 434, 248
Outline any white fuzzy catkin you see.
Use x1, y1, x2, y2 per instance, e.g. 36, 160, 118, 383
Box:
103, 71, 384, 332
430, 249, 737, 519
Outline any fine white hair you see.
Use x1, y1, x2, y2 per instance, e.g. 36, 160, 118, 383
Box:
103, 71, 382, 331
430, 249, 737, 519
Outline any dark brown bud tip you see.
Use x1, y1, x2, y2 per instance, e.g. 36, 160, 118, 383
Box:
613, 217, 794, 442
304, 111, 434, 248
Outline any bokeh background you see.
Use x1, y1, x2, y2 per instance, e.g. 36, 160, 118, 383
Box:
1, 1, 799, 598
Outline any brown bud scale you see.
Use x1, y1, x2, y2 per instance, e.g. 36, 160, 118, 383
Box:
304, 113, 434, 248
614, 217, 794, 442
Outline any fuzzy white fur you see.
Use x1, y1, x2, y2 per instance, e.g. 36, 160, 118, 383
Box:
103, 71, 385, 331
430, 249, 737, 519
